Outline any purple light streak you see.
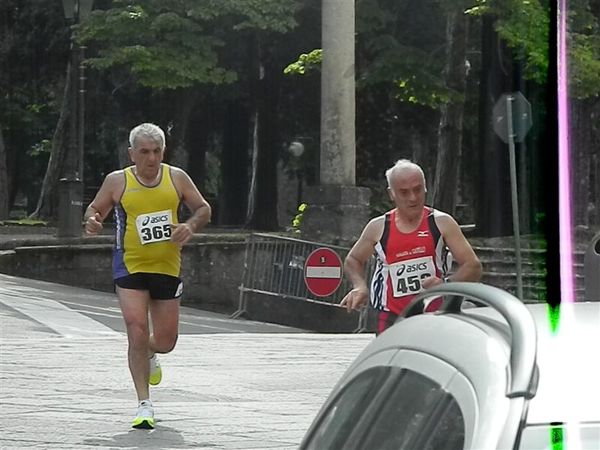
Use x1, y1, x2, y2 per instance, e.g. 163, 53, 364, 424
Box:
558, 0, 574, 303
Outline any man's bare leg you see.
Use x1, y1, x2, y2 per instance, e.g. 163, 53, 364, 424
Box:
117, 286, 151, 402
149, 299, 180, 356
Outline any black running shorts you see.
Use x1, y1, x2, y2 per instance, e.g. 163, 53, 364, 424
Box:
114, 273, 183, 300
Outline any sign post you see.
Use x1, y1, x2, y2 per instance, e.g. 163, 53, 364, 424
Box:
304, 248, 343, 297
493, 92, 533, 300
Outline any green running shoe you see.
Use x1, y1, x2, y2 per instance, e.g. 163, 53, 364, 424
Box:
132, 400, 155, 429
149, 354, 162, 386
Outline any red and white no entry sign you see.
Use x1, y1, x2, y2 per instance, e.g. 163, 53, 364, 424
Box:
304, 247, 343, 297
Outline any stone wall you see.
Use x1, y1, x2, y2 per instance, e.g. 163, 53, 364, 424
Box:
1, 230, 596, 331
0, 238, 247, 314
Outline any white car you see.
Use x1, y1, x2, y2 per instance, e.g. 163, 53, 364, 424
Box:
300, 283, 600, 449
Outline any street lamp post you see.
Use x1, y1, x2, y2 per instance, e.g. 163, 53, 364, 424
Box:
288, 141, 305, 206
57, 0, 93, 237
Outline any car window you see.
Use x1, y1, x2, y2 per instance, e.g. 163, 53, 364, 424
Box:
421, 396, 465, 450
358, 369, 461, 450
303, 367, 391, 450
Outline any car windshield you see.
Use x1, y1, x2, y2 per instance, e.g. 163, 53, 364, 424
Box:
519, 423, 600, 449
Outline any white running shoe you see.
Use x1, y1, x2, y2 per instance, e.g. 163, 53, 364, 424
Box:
149, 354, 162, 386
132, 400, 155, 429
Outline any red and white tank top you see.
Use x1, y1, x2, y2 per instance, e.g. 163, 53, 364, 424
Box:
370, 207, 450, 314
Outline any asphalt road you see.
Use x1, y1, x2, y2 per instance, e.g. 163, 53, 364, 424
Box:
0, 274, 374, 449
0, 274, 303, 335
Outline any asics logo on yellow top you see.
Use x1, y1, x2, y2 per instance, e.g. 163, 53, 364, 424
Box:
141, 213, 170, 227
113, 164, 182, 279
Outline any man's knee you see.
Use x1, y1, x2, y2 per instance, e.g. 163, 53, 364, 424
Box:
125, 320, 149, 341
153, 334, 178, 353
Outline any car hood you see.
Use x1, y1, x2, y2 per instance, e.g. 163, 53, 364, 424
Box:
525, 302, 600, 425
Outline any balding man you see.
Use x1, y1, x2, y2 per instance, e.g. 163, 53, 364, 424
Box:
341, 159, 482, 334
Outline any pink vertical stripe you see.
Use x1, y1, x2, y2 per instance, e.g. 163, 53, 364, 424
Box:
558, 0, 575, 303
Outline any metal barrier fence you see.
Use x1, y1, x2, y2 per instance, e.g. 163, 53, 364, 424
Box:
231, 233, 373, 332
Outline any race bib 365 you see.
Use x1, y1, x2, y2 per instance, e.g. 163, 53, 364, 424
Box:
135, 209, 173, 245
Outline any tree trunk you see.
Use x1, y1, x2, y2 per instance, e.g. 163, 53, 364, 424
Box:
246, 52, 281, 230
166, 89, 198, 170
0, 124, 9, 219
219, 101, 250, 226
432, 8, 469, 215
29, 61, 72, 220
186, 97, 210, 192
570, 98, 594, 227
475, 16, 514, 236
245, 110, 259, 224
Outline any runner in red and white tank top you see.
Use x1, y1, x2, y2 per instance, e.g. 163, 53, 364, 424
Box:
340, 159, 482, 335
370, 207, 450, 315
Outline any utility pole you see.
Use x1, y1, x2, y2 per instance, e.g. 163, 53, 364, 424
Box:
302, 0, 370, 245
57, 0, 93, 237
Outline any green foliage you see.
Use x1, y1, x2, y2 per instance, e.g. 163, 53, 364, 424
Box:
0, 218, 48, 226
566, 0, 600, 98
355, 0, 454, 109
466, 0, 600, 96
284, 49, 322, 75
569, 34, 600, 97
78, 0, 301, 89
0, 0, 66, 212
466, 0, 550, 84
286, 1, 455, 108
291, 202, 307, 233
464, 0, 600, 97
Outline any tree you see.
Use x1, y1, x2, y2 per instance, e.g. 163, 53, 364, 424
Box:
0, 124, 8, 219
285, 0, 472, 215
431, 1, 471, 215
567, 0, 600, 227
29, 61, 72, 219
0, 1, 69, 218
76, 0, 302, 229
468, 0, 600, 231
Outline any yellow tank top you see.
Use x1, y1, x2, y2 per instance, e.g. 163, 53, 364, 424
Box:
113, 164, 181, 278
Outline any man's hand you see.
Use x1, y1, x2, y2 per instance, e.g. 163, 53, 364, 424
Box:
170, 223, 194, 246
340, 287, 369, 312
85, 212, 103, 235
421, 275, 444, 290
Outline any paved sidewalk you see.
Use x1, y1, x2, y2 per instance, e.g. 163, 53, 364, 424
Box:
0, 279, 373, 449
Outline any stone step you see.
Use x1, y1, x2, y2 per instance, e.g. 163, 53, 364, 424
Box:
472, 246, 586, 263
480, 279, 586, 300
482, 273, 585, 287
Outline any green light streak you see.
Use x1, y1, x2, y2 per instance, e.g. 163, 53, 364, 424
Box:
550, 424, 564, 450
546, 304, 561, 335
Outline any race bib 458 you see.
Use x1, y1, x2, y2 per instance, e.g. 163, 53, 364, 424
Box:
135, 209, 173, 245
389, 256, 436, 298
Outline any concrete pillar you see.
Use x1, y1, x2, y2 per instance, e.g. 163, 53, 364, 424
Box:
320, 0, 355, 185
302, 185, 371, 245
301, 0, 370, 246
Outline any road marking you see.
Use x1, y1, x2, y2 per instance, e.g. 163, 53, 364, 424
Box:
0, 288, 121, 338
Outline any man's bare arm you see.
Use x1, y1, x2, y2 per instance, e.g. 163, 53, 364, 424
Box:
340, 217, 383, 311
171, 168, 212, 245
84, 171, 123, 235
436, 214, 482, 283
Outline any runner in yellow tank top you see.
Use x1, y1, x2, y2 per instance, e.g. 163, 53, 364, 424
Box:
84, 123, 211, 429
115, 164, 181, 278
